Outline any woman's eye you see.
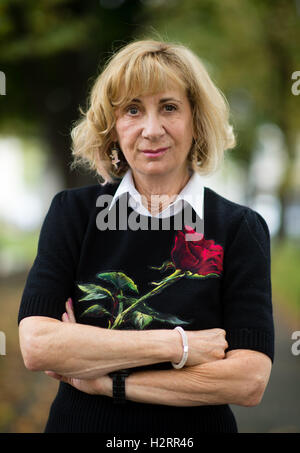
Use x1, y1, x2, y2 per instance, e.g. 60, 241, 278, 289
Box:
125, 104, 177, 115
164, 104, 177, 112
127, 106, 139, 115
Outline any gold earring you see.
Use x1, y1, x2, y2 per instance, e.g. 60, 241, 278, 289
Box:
110, 143, 120, 169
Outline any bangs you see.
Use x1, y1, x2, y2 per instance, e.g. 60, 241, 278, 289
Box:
108, 52, 187, 108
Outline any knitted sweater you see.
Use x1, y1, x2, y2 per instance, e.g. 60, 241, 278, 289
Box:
18, 182, 274, 433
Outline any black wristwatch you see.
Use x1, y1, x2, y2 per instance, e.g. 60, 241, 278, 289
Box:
109, 369, 130, 404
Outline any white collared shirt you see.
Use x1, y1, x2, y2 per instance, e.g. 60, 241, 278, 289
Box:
108, 168, 204, 220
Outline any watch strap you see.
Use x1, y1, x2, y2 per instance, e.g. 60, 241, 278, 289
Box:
109, 369, 130, 404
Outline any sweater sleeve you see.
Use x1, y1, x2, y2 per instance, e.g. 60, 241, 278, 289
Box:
221, 208, 275, 362
18, 190, 85, 325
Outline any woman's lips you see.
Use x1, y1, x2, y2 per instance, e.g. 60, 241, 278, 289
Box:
141, 147, 169, 157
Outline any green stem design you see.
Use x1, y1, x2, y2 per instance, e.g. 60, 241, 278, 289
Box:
110, 269, 185, 329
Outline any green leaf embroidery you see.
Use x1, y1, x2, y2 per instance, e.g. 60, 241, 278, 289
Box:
148, 260, 176, 273
79, 268, 188, 328
80, 304, 111, 318
138, 303, 190, 326
117, 295, 138, 308
130, 311, 153, 329
185, 271, 221, 279
77, 284, 113, 302
96, 272, 139, 294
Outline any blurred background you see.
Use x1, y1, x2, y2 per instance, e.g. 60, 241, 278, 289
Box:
0, 0, 299, 433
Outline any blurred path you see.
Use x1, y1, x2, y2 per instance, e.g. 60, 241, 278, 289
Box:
0, 273, 58, 433
232, 299, 300, 433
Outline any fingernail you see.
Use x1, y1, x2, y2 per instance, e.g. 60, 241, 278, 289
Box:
63, 312, 69, 321
68, 298, 73, 308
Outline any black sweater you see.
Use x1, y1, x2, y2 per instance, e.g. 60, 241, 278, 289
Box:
18, 182, 274, 433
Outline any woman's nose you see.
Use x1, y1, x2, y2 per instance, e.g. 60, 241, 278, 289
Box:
141, 113, 165, 139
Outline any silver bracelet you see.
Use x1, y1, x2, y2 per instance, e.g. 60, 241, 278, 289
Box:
171, 326, 189, 369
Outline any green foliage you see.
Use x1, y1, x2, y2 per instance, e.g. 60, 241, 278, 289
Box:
271, 239, 300, 312
0, 0, 123, 60
0, 227, 38, 268
1, 0, 299, 181
0, 0, 143, 138
138, 0, 300, 165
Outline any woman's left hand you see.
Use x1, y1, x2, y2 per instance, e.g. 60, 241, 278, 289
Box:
44, 298, 111, 396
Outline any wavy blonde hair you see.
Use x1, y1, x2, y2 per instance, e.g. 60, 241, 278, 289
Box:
70, 39, 236, 185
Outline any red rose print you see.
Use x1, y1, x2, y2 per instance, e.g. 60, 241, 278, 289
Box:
171, 225, 223, 276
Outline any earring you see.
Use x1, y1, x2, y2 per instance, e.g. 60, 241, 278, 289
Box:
191, 139, 202, 166
110, 142, 120, 169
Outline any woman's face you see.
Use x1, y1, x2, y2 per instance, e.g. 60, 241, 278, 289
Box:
114, 83, 194, 178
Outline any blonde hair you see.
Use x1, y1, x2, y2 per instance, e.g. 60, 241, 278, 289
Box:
70, 39, 236, 185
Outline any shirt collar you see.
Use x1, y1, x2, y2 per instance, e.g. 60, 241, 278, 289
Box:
109, 168, 204, 219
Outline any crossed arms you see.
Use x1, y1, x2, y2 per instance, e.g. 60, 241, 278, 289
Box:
19, 300, 272, 407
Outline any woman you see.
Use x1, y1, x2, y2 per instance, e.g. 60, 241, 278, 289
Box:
18, 39, 274, 433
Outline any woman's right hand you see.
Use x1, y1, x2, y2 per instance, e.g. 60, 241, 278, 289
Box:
174, 328, 228, 367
